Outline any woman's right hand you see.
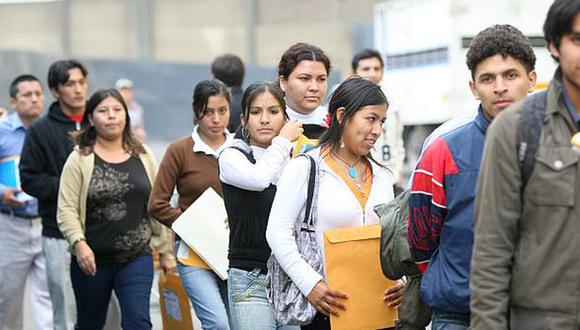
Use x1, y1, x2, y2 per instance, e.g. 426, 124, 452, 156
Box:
306, 281, 348, 316
279, 120, 303, 143
75, 240, 97, 276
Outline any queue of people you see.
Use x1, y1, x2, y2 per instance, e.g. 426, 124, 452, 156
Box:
0, 0, 578, 329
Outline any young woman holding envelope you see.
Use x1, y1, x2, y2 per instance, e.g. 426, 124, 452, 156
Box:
148, 79, 233, 329
57, 89, 174, 329
266, 77, 405, 329
219, 81, 303, 329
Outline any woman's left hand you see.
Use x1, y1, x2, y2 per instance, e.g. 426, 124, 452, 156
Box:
160, 257, 177, 274
383, 279, 405, 308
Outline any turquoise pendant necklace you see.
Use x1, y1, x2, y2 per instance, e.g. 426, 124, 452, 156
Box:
333, 153, 362, 179
348, 166, 358, 179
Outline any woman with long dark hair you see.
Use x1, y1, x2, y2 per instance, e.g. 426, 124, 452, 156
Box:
219, 81, 302, 329
266, 77, 404, 329
148, 79, 233, 329
57, 88, 174, 329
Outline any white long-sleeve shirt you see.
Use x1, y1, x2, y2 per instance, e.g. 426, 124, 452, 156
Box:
218, 137, 293, 191
266, 148, 395, 297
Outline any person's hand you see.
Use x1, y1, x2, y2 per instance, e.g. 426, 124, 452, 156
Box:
159, 256, 177, 274
306, 281, 348, 316
2, 188, 24, 207
278, 120, 303, 143
74, 240, 96, 276
383, 279, 405, 308
0, 107, 7, 120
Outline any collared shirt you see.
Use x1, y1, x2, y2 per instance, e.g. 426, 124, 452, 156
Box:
190, 125, 234, 158
562, 86, 580, 129
0, 113, 38, 218
286, 105, 328, 126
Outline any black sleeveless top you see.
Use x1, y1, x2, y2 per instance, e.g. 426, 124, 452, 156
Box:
221, 143, 277, 271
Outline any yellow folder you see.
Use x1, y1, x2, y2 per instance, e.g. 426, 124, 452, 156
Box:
324, 224, 398, 330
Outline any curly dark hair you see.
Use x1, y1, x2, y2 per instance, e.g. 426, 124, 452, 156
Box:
466, 24, 536, 79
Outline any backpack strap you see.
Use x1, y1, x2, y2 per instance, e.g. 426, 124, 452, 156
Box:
517, 91, 548, 190
298, 154, 318, 229
229, 139, 256, 164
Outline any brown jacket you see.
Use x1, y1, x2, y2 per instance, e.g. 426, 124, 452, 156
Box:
471, 69, 580, 330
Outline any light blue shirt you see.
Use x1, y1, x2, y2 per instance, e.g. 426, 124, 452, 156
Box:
0, 113, 38, 217
562, 86, 580, 129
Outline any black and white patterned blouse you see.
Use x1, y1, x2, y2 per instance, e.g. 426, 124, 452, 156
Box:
86, 154, 152, 265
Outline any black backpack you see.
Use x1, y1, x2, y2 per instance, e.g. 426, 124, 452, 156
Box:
517, 91, 548, 189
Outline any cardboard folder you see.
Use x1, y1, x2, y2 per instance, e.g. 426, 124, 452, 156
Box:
324, 224, 398, 330
159, 272, 195, 330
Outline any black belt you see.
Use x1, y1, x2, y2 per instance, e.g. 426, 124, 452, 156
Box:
0, 209, 38, 219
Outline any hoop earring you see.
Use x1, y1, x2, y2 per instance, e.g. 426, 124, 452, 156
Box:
242, 127, 250, 141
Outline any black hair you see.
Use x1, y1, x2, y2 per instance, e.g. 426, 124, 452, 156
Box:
47, 59, 88, 91
72, 88, 144, 155
543, 0, 580, 62
318, 76, 388, 164
351, 49, 384, 72
278, 42, 331, 81
192, 79, 231, 123
9, 74, 41, 98
466, 24, 536, 79
211, 54, 245, 87
235, 81, 287, 140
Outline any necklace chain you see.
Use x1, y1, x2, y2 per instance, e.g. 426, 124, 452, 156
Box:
331, 153, 366, 189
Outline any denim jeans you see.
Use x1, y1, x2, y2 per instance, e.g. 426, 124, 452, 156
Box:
178, 261, 230, 329
228, 267, 299, 330
71, 254, 154, 330
42, 236, 76, 330
431, 309, 470, 330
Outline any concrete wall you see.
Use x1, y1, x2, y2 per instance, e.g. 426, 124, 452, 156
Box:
0, 0, 383, 76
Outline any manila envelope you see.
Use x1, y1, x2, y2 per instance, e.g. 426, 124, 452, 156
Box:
159, 272, 195, 330
324, 224, 398, 330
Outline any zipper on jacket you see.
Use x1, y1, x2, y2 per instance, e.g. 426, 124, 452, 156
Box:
75, 122, 81, 130
363, 210, 366, 225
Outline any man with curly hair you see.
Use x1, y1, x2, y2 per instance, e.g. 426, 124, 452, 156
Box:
407, 25, 537, 329
471, 1, 580, 328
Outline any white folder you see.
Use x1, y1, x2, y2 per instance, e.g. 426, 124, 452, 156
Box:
171, 187, 229, 280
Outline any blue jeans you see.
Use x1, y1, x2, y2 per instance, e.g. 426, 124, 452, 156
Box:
70, 254, 153, 330
228, 268, 299, 330
431, 309, 470, 330
178, 261, 230, 329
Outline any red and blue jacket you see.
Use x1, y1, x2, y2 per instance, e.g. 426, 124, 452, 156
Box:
407, 107, 490, 314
